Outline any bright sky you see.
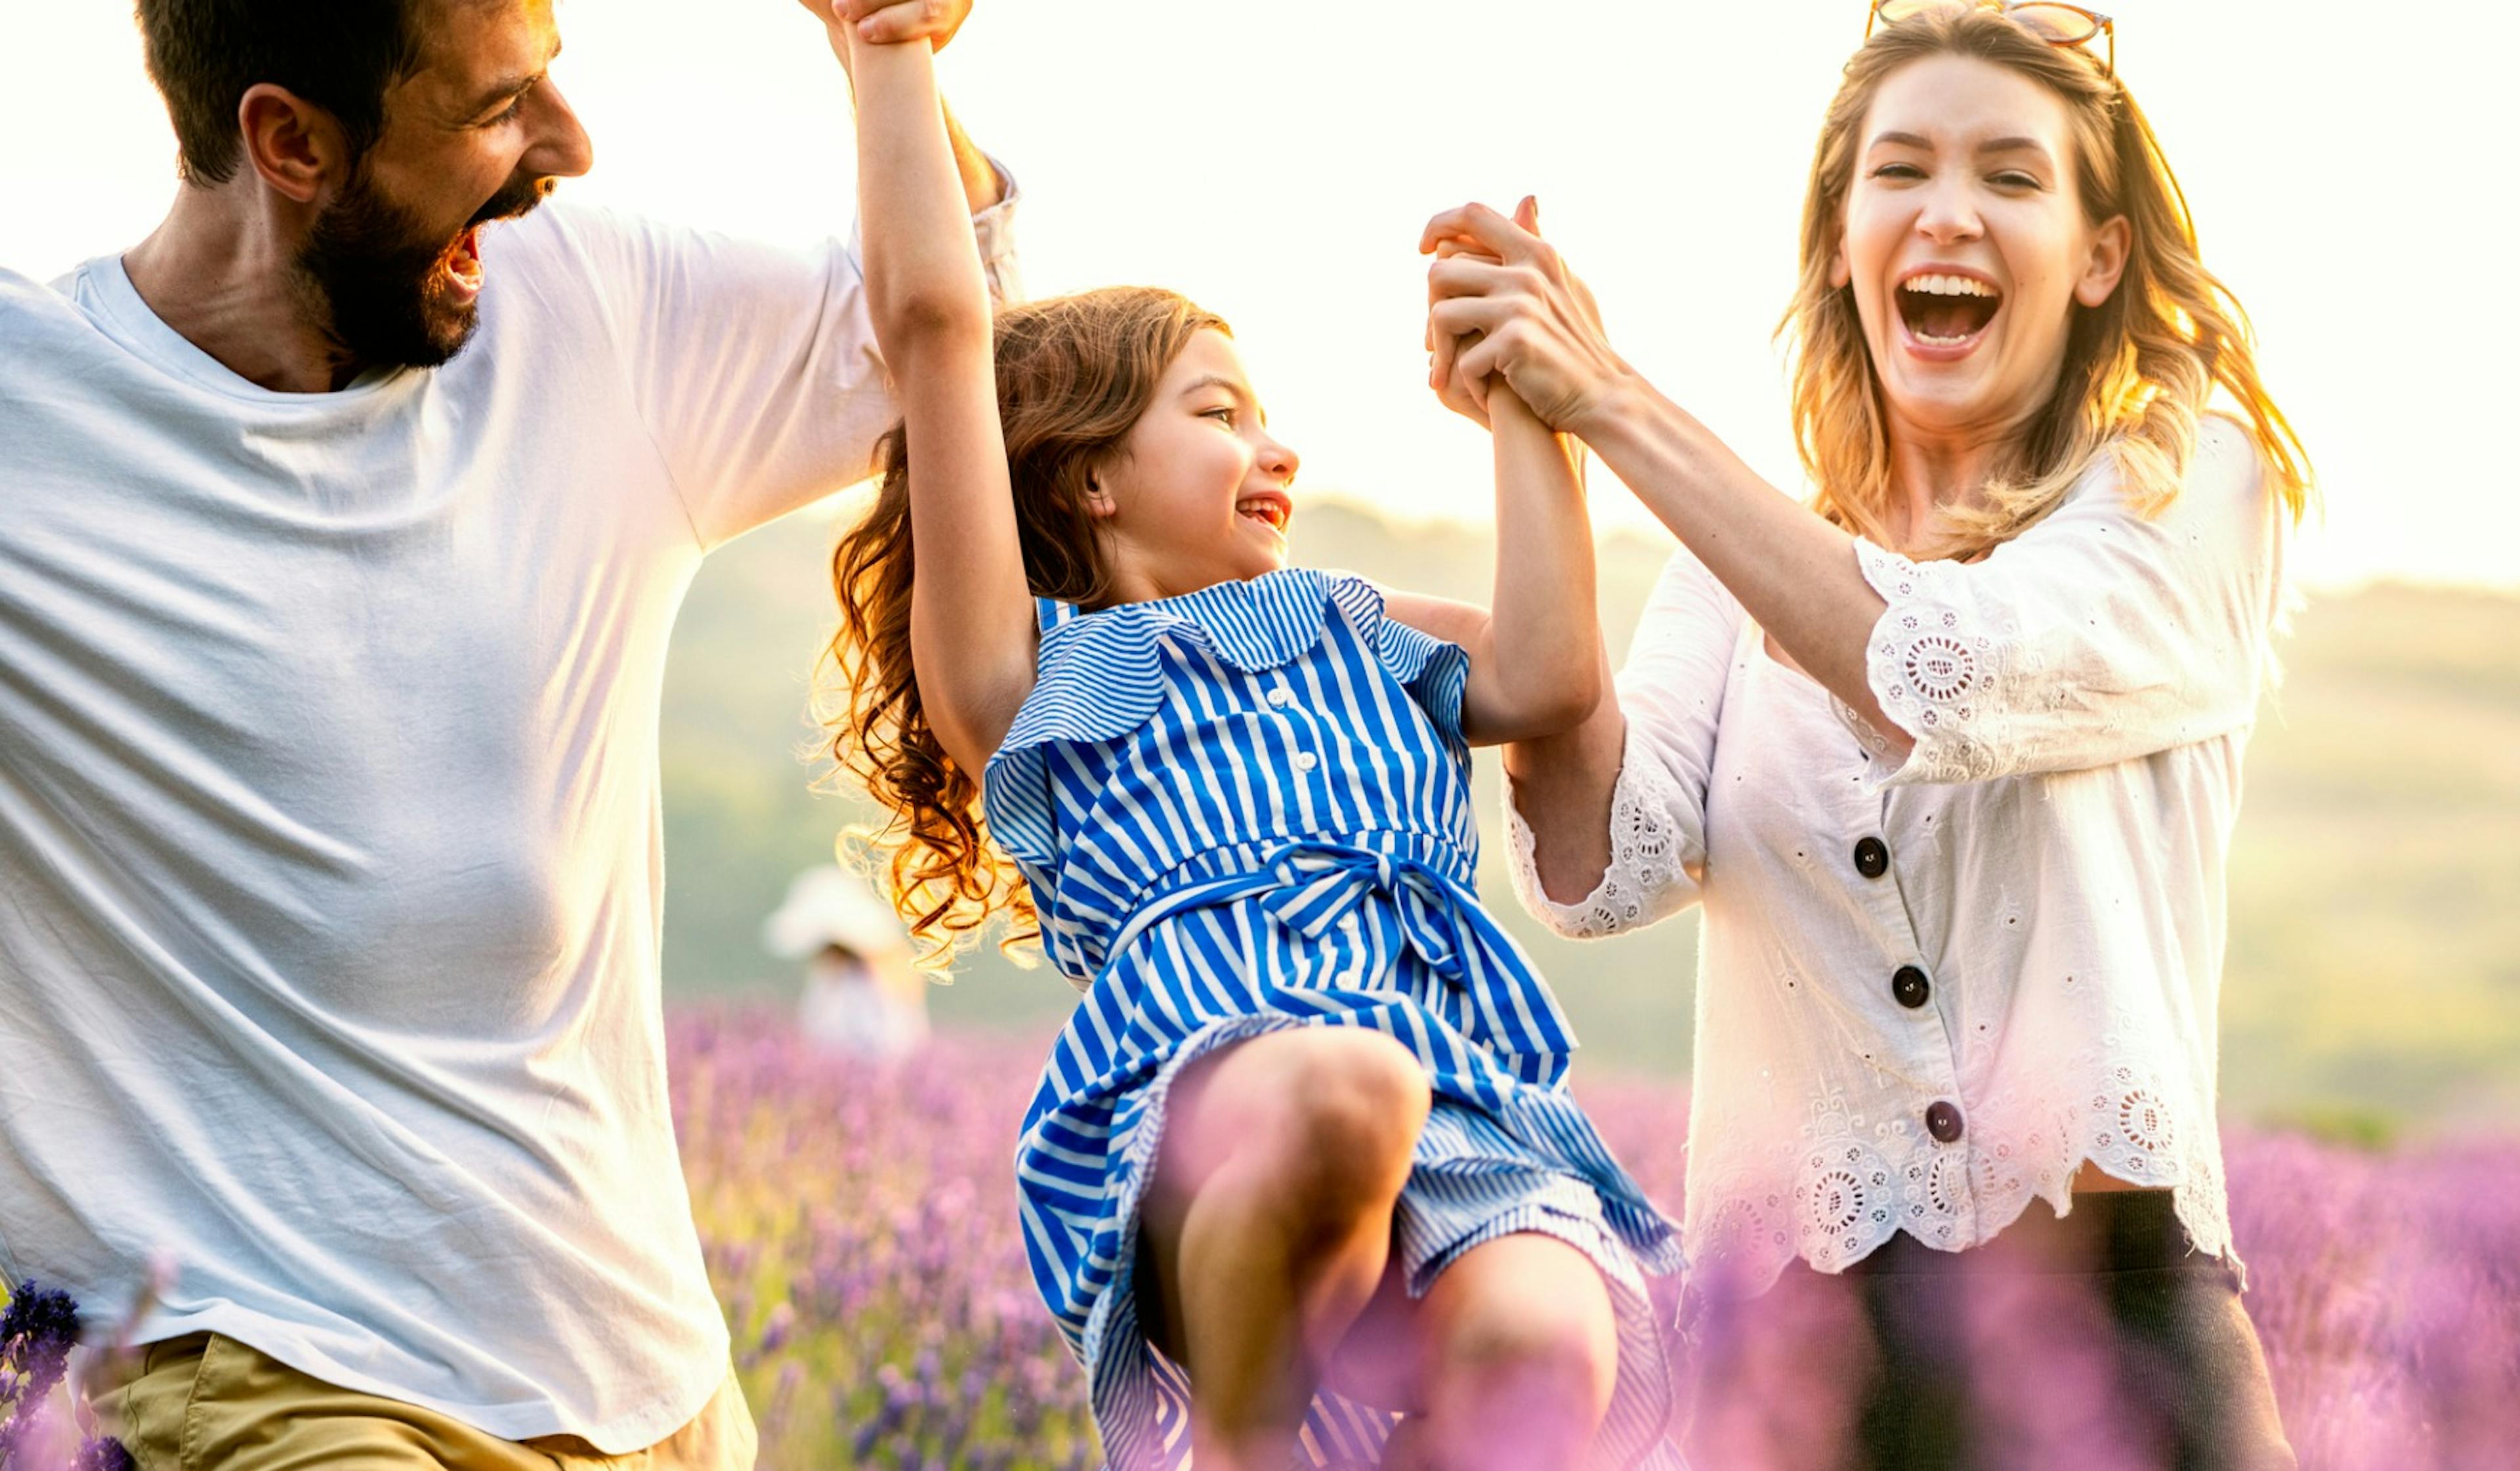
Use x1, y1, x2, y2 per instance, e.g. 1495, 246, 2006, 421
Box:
5, 1, 2511, 593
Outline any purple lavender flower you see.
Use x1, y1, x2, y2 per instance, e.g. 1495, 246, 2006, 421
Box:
1, 1280, 85, 1466
666, 1004, 2520, 1468
757, 1302, 797, 1357
72, 1438, 137, 1471
0, 1281, 79, 1406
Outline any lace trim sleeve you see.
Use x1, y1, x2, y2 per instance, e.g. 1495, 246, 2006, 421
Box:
1843, 540, 2016, 787
1840, 423, 2286, 790
1502, 725, 1704, 940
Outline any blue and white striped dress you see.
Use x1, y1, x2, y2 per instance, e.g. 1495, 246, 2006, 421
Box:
986, 568, 1684, 1470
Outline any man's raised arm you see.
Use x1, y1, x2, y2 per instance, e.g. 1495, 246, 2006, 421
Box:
574, 0, 1020, 550
817, 0, 1003, 216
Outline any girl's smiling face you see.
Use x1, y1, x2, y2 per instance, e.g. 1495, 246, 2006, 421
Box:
1833, 53, 2129, 446
1093, 329, 1300, 603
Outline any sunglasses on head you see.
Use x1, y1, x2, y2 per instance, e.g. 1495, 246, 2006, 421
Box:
1867, 1, 2116, 79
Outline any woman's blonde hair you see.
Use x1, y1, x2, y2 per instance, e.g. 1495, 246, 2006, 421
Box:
1780, 5, 2311, 557
820, 287, 1229, 965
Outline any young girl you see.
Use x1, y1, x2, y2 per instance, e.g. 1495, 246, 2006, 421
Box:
817, 16, 1681, 1470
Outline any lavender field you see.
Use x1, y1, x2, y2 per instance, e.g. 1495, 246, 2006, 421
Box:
674, 1008, 2520, 1471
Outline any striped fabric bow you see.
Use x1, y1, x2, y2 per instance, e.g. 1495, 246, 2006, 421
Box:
1260, 842, 1470, 977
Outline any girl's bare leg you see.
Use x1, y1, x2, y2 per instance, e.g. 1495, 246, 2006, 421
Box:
1138, 1026, 1432, 1471
1332, 1233, 1621, 1471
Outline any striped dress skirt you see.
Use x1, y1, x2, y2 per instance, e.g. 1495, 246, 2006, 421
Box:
982, 569, 1686, 1468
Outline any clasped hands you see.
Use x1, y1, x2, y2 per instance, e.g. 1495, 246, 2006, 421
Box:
795, 0, 972, 51
1421, 198, 1630, 436
793, 0, 1625, 440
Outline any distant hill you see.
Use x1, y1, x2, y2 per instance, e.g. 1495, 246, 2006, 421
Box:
658, 498, 2520, 1132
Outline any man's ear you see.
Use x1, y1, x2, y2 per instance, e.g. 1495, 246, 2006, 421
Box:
237, 83, 353, 205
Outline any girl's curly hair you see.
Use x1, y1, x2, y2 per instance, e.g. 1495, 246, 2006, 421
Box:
820, 286, 1228, 965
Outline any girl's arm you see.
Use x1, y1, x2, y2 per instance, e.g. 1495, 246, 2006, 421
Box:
1381, 383, 1602, 745
1472, 386, 1605, 741
1503, 540, 1742, 909
836, 14, 1035, 772
1385, 198, 1603, 744
1385, 584, 1628, 897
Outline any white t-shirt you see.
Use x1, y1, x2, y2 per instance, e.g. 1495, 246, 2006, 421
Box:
0, 191, 1018, 1451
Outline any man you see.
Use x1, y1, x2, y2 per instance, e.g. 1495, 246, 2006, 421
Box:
0, 0, 1013, 1464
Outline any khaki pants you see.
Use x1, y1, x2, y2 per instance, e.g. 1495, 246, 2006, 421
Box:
94, 1334, 757, 1471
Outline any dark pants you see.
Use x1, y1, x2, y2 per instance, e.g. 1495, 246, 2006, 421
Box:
1681, 1193, 2297, 1471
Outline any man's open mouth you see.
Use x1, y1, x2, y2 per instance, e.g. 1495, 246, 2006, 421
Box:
438, 181, 551, 302
443, 224, 487, 297
1237, 494, 1292, 534
1895, 271, 2002, 347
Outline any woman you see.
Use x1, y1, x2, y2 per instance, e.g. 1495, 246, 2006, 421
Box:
1421, 4, 2309, 1468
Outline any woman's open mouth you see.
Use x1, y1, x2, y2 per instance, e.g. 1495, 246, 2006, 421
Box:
1895, 270, 2002, 354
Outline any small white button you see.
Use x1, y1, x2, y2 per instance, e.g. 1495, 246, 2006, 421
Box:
1294, 752, 1319, 773
1267, 687, 1295, 707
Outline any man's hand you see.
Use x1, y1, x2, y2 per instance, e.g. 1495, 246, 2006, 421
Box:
795, 0, 1001, 214
1421, 197, 1626, 435
793, 0, 973, 49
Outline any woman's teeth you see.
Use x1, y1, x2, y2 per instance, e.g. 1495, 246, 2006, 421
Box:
1897, 274, 2001, 344
1906, 273, 1996, 298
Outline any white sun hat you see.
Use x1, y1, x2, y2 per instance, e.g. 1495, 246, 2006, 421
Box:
761, 864, 912, 962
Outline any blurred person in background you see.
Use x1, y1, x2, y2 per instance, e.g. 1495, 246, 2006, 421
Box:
1426, 3, 2309, 1467
0, 0, 1012, 1466
765, 864, 929, 1059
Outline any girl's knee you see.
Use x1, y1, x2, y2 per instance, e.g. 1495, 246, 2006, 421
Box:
1286, 1027, 1429, 1149
1430, 1241, 1620, 1413
1423, 1303, 1618, 1471
1417, 1260, 1620, 1471
1446, 1291, 1616, 1402
1244, 1027, 1429, 1212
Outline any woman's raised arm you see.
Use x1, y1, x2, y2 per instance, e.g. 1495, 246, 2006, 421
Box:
1420, 203, 1907, 759
836, 11, 1034, 771
1497, 674, 1625, 905
1502, 544, 1740, 926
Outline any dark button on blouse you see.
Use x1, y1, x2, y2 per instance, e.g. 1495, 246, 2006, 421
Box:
1892, 965, 1932, 1010
1853, 836, 1890, 879
1925, 1100, 1965, 1143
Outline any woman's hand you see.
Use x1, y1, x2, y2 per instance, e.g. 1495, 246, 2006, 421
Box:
1427, 201, 1902, 757
1421, 199, 1629, 435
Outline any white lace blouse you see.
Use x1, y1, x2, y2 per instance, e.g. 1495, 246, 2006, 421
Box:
1507, 416, 2288, 1296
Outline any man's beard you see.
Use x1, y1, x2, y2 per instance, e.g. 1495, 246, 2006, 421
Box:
295, 169, 549, 374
